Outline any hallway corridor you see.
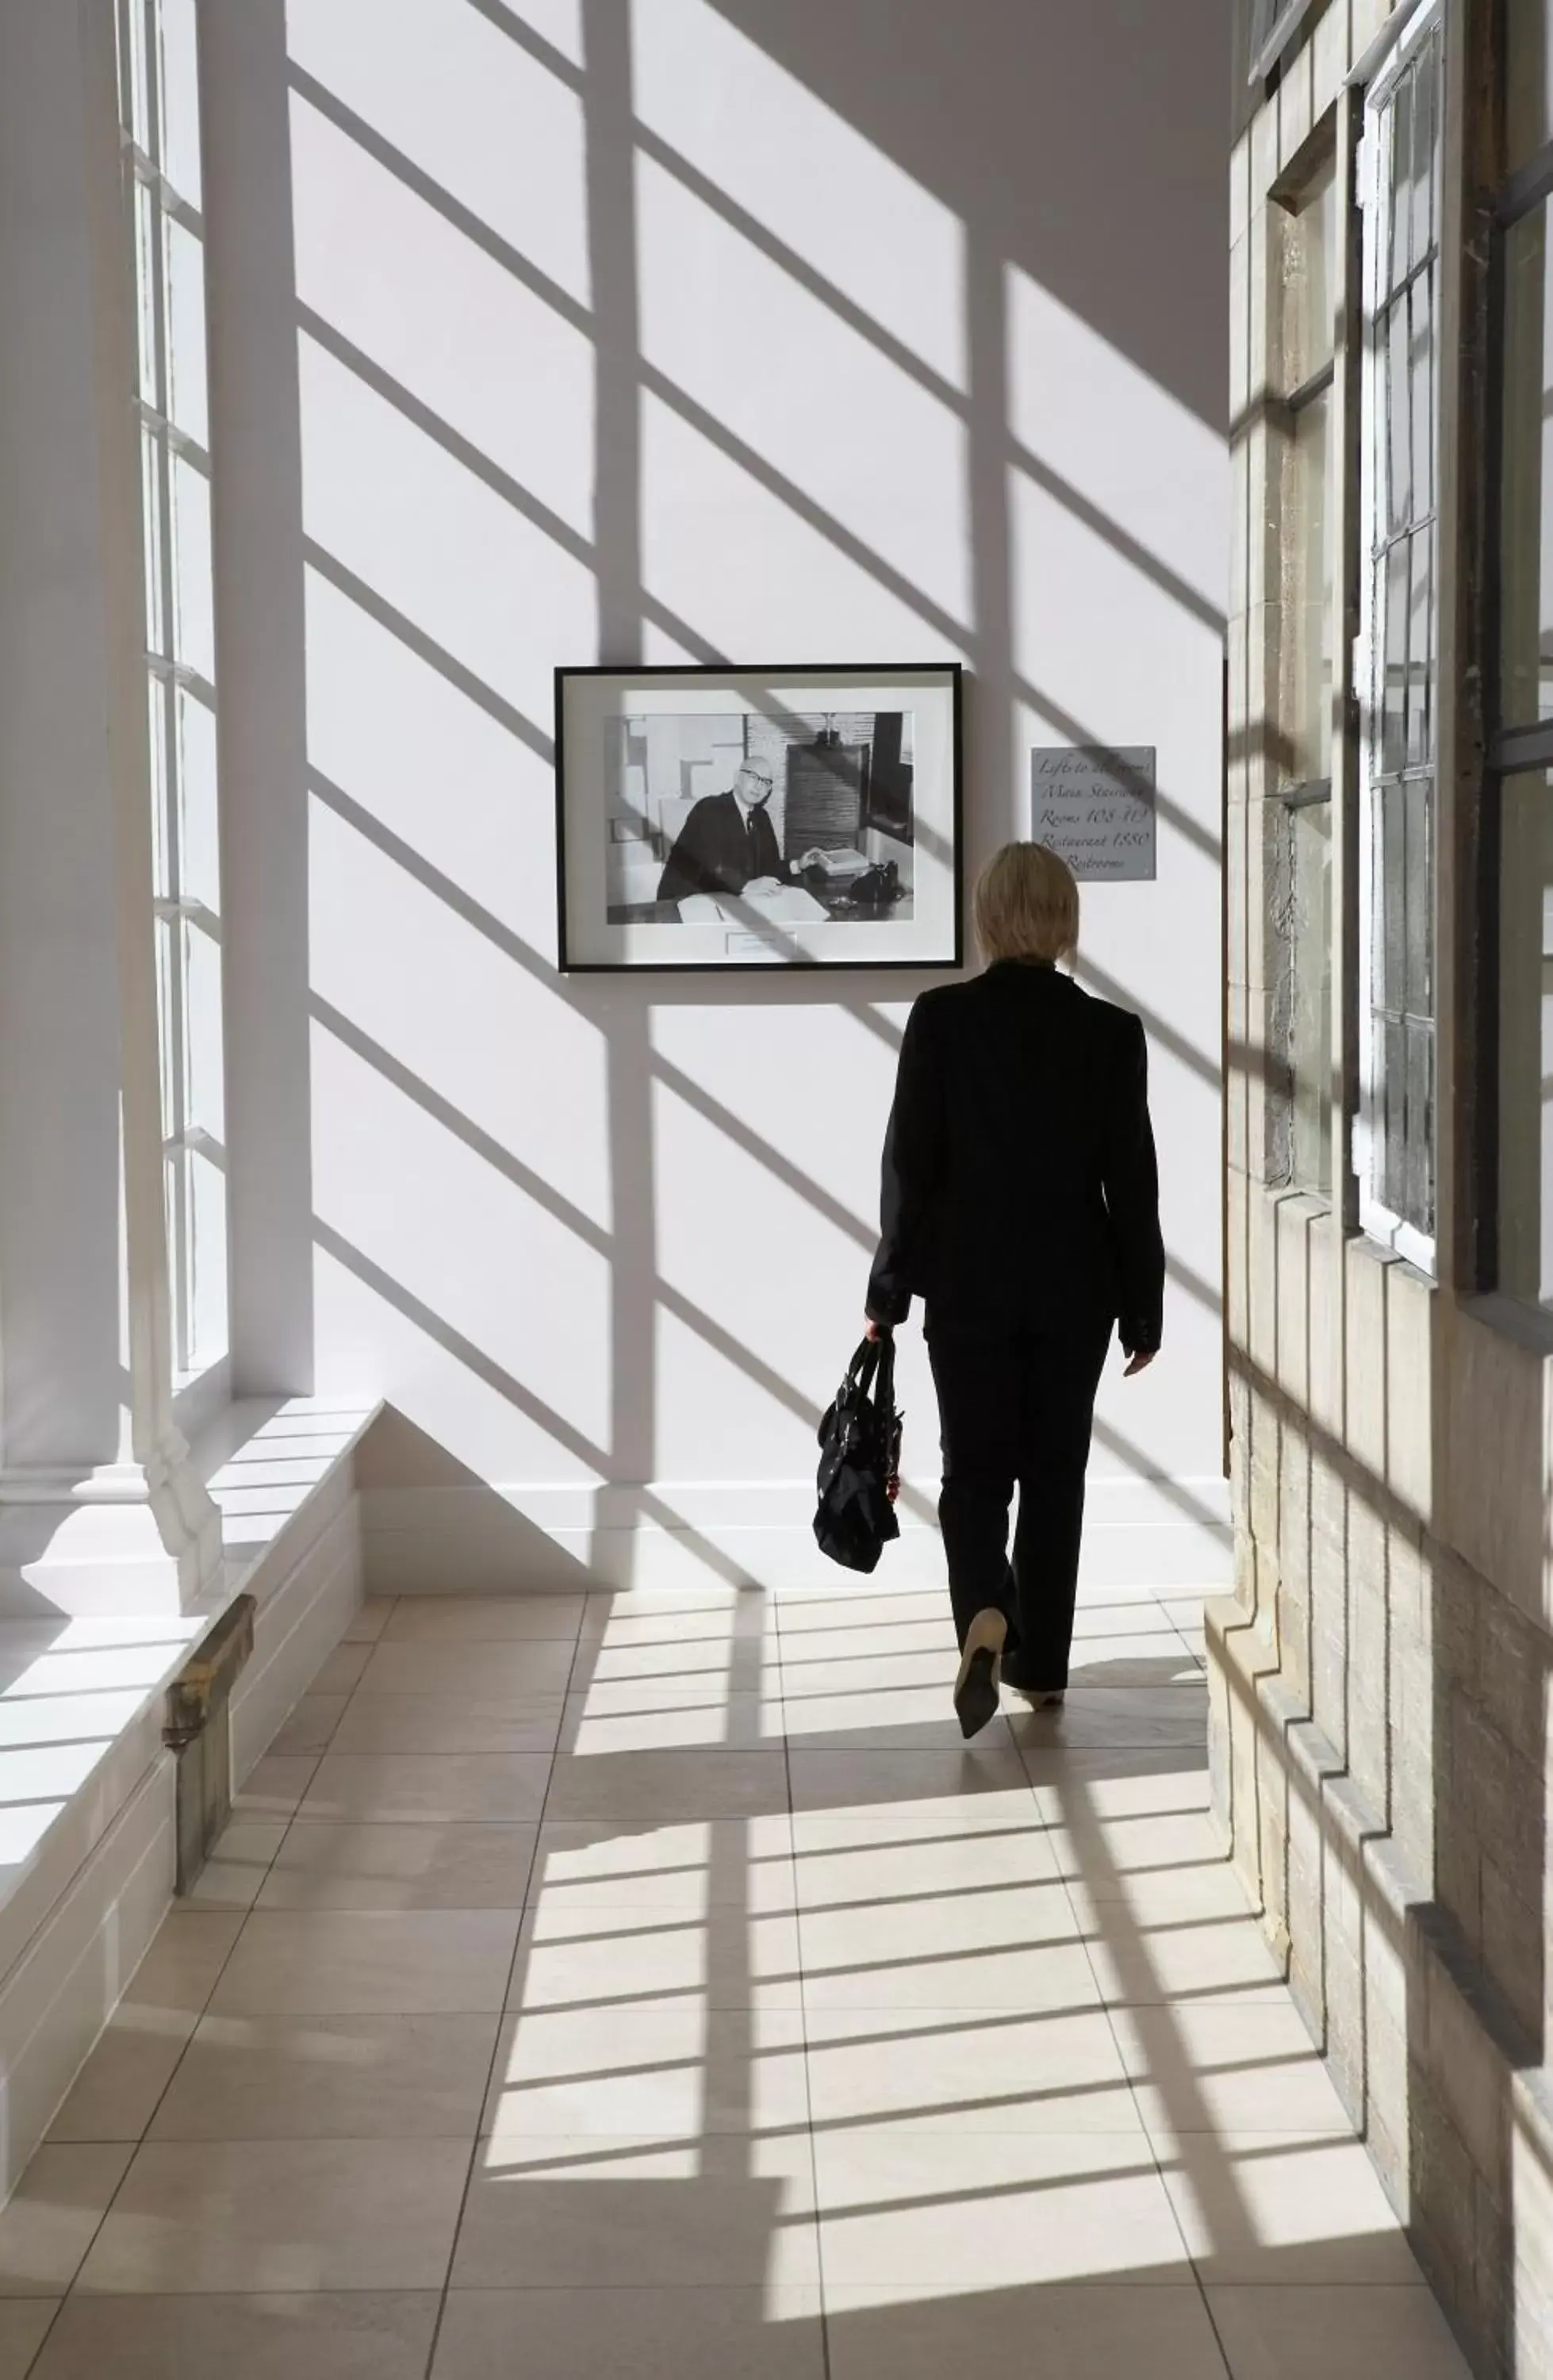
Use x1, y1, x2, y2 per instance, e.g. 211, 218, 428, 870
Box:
0, 1583, 1470, 2378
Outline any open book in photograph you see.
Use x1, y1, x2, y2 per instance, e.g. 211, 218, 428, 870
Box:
677, 886, 829, 927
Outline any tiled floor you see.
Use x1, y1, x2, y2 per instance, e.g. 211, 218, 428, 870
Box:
0, 1582, 1472, 2378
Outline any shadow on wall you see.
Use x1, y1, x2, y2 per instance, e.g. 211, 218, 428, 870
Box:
213, 0, 1229, 1589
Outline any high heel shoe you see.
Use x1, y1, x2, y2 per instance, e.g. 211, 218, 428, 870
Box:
953, 1607, 1007, 1739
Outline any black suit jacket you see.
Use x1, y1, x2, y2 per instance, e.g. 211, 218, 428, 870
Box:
865, 960, 1164, 1354
658, 792, 786, 901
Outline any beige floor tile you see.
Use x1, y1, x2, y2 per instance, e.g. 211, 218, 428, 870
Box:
560, 1687, 774, 1754
775, 1648, 959, 1696
51, 1909, 247, 2137
1023, 1746, 1213, 1821
1047, 1809, 1228, 1894
788, 1809, 1057, 1908
774, 1590, 952, 1637
800, 1882, 1096, 2013
804, 2003, 1141, 2133
311, 1642, 373, 1694
48, 2005, 197, 2144
528, 1817, 796, 1914
268, 1694, 350, 1758
811, 2128, 1192, 2289
1068, 1859, 1260, 1929
775, 1622, 957, 1669
121, 1910, 245, 2011
185, 1818, 289, 1911
299, 1751, 553, 1824
772, 1685, 1017, 1750
1113, 2004, 1354, 2135
482, 2003, 810, 2137
1083, 1911, 1287, 2006
77, 2137, 470, 2294
574, 1631, 778, 1686
384, 1594, 586, 1641
330, 1695, 564, 1756
0, 2302, 57, 2377
786, 1749, 1034, 1822
1010, 1686, 1210, 1752
1070, 1597, 1196, 1637
1206, 2282, 1474, 2377
0, 2144, 132, 2294
209, 1908, 519, 2015
581, 1586, 771, 1637
432, 2286, 826, 2378
821, 2280, 1230, 2374
1153, 1590, 1208, 1620
341, 1599, 397, 1642
260, 1821, 536, 1910
1064, 1637, 1204, 1685
507, 1898, 801, 2010
775, 1618, 959, 1668
356, 1639, 577, 1698
1080, 1583, 1206, 1612
1156, 2132, 1428, 2283
148, 2010, 500, 2140
32, 2292, 439, 2379
543, 1749, 789, 1825
233, 1754, 319, 1818
453, 2134, 819, 2289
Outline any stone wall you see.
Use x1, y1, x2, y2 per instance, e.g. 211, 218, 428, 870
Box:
1214, 1200, 1553, 2374
1219, 2, 1553, 2371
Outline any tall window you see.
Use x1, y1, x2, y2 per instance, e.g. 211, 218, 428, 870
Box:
1493, 0, 1553, 1299
117, 0, 228, 1383
1269, 142, 1339, 1196
1356, 2, 1443, 1269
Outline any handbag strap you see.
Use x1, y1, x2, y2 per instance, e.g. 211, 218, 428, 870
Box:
871, 1330, 896, 1415
847, 1333, 896, 1428
844, 1335, 881, 1399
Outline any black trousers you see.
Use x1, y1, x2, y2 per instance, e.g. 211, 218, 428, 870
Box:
926, 1317, 1112, 1689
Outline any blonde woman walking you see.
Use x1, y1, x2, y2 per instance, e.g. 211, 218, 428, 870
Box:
865, 843, 1164, 1738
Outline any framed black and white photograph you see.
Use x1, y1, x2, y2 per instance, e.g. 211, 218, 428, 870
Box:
554, 665, 962, 972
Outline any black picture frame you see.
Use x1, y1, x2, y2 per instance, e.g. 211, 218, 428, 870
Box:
554, 662, 964, 975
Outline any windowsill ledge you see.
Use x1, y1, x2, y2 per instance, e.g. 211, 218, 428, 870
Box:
1459, 1290, 1553, 1362
0, 1394, 379, 2051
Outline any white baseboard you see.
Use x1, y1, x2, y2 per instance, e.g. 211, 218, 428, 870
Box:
228, 1488, 362, 1786
362, 1477, 1232, 1598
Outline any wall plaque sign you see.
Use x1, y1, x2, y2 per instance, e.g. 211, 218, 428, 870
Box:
1030, 745, 1156, 881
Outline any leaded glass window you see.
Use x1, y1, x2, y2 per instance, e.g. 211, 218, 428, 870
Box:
117, 0, 228, 1379
1356, 2, 1442, 1265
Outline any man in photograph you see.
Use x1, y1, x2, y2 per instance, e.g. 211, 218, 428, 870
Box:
657, 758, 825, 901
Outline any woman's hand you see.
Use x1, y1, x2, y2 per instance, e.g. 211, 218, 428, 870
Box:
1122, 1348, 1156, 1377
865, 1315, 892, 1342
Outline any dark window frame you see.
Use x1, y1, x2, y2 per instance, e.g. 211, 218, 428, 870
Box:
1478, 106, 1553, 1295
1248, 0, 1327, 85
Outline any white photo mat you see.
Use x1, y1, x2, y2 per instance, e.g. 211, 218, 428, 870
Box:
555, 666, 961, 971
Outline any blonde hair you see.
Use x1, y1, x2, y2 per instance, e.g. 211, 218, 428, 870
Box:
972, 841, 1079, 965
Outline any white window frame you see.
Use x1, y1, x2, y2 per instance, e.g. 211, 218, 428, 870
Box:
1354, 0, 1444, 1275
117, 0, 230, 1393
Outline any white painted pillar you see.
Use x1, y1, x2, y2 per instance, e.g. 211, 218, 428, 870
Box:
0, 0, 220, 1614
201, 0, 316, 1400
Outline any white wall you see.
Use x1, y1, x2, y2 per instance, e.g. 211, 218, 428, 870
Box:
208, 0, 1230, 1587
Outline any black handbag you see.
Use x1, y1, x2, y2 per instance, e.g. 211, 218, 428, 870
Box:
813, 1334, 903, 1573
